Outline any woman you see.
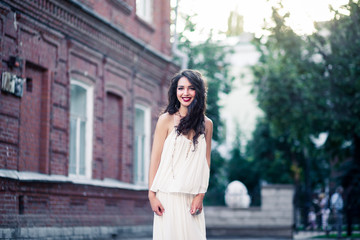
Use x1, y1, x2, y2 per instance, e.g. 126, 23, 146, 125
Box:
148, 69, 213, 240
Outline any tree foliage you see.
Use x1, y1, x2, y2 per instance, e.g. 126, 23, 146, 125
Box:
314, 2, 360, 229
246, 119, 294, 184
250, 0, 360, 228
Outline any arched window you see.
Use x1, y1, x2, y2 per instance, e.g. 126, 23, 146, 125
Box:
69, 79, 94, 178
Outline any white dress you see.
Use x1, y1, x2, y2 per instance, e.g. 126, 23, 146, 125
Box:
150, 127, 210, 240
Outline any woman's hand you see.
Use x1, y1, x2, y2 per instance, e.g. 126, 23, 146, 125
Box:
190, 193, 205, 215
149, 191, 165, 216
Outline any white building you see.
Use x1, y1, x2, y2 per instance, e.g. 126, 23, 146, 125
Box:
218, 32, 263, 158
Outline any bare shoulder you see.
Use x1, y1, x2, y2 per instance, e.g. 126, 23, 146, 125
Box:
157, 112, 174, 133
204, 116, 213, 132
158, 112, 173, 124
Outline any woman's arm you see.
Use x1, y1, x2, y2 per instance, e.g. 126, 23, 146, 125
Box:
190, 117, 213, 215
204, 117, 213, 167
148, 113, 170, 216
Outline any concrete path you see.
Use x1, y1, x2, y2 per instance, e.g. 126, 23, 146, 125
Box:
122, 230, 359, 239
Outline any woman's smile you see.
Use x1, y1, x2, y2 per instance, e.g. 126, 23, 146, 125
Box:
177, 77, 195, 107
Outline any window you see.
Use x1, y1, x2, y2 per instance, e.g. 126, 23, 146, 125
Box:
134, 104, 151, 185
69, 80, 94, 178
136, 0, 153, 23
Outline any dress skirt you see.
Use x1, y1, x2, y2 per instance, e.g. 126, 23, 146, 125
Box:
153, 191, 206, 240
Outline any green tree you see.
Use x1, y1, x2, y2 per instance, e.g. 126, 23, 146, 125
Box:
246, 119, 294, 185
250, 6, 322, 222
251, 6, 321, 147
310, 1, 360, 234
250, 0, 360, 230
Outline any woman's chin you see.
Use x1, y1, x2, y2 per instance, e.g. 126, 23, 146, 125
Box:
180, 102, 192, 108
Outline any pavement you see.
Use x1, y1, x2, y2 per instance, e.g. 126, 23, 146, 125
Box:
121, 230, 359, 240
122, 238, 299, 240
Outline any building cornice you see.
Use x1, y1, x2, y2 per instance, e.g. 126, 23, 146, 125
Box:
1, 0, 173, 66
107, 0, 133, 15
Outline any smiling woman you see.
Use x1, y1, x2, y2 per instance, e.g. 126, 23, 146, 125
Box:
148, 69, 213, 240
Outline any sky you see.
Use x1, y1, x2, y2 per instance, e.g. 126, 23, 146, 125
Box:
173, 0, 349, 40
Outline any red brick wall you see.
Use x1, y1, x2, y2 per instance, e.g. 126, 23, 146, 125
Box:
77, 0, 172, 56
0, 0, 179, 230
0, 178, 152, 228
104, 93, 123, 180
0, 0, 178, 179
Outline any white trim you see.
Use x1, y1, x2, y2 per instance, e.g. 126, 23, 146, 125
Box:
136, 0, 153, 23
69, 79, 94, 179
0, 169, 147, 191
134, 104, 151, 186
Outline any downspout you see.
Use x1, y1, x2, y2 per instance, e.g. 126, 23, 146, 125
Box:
172, 0, 188, 70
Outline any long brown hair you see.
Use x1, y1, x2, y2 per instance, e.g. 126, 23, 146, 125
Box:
163, 69, 207, 146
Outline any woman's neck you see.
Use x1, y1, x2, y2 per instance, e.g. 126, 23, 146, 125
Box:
178, 107, 188, 118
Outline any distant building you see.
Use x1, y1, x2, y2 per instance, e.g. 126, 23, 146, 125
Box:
218, 32, 263, 157
0, 0, 178, 239
218, 11, 263, 157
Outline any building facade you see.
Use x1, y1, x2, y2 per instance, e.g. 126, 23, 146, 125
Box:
0, 0, 178, 238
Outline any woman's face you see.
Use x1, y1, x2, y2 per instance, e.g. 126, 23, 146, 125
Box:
177, 76, 195, 108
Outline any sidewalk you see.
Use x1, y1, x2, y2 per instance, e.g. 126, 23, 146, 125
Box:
122, 231, 359, 240
294, 230, 328, 239
294, 230, 359, 240
121, 237, 290, 240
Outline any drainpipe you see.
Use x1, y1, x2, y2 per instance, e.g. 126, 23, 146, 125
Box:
172, 0, 188, 70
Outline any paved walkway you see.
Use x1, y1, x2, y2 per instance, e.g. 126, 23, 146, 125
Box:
294, 230, 328, 239
294, 230, 359, 239
122, 238, 292, 240
122, 230, 360, 240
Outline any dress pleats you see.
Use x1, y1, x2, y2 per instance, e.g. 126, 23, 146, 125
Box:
151, 127, 209, 240
153, 191, 206, 240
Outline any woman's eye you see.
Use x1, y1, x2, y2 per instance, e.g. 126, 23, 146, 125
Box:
178, 87, 183, 90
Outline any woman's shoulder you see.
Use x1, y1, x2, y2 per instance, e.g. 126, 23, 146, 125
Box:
204, 116, 213, 133
157, 112, 174, 131
158, 112, 173, 122
204, 116, 213, 128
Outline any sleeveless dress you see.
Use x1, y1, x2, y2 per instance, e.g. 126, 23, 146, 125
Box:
150, 127, 210, 240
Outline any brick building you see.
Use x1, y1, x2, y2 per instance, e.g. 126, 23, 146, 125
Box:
0, 0, 178, 238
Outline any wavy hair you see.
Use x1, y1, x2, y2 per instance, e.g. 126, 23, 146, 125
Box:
164, 69, 207, 146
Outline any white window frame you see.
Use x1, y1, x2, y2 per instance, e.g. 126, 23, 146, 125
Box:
69, 79, 94, 179
136, 0, 153, 23
134, 104, 151, 186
